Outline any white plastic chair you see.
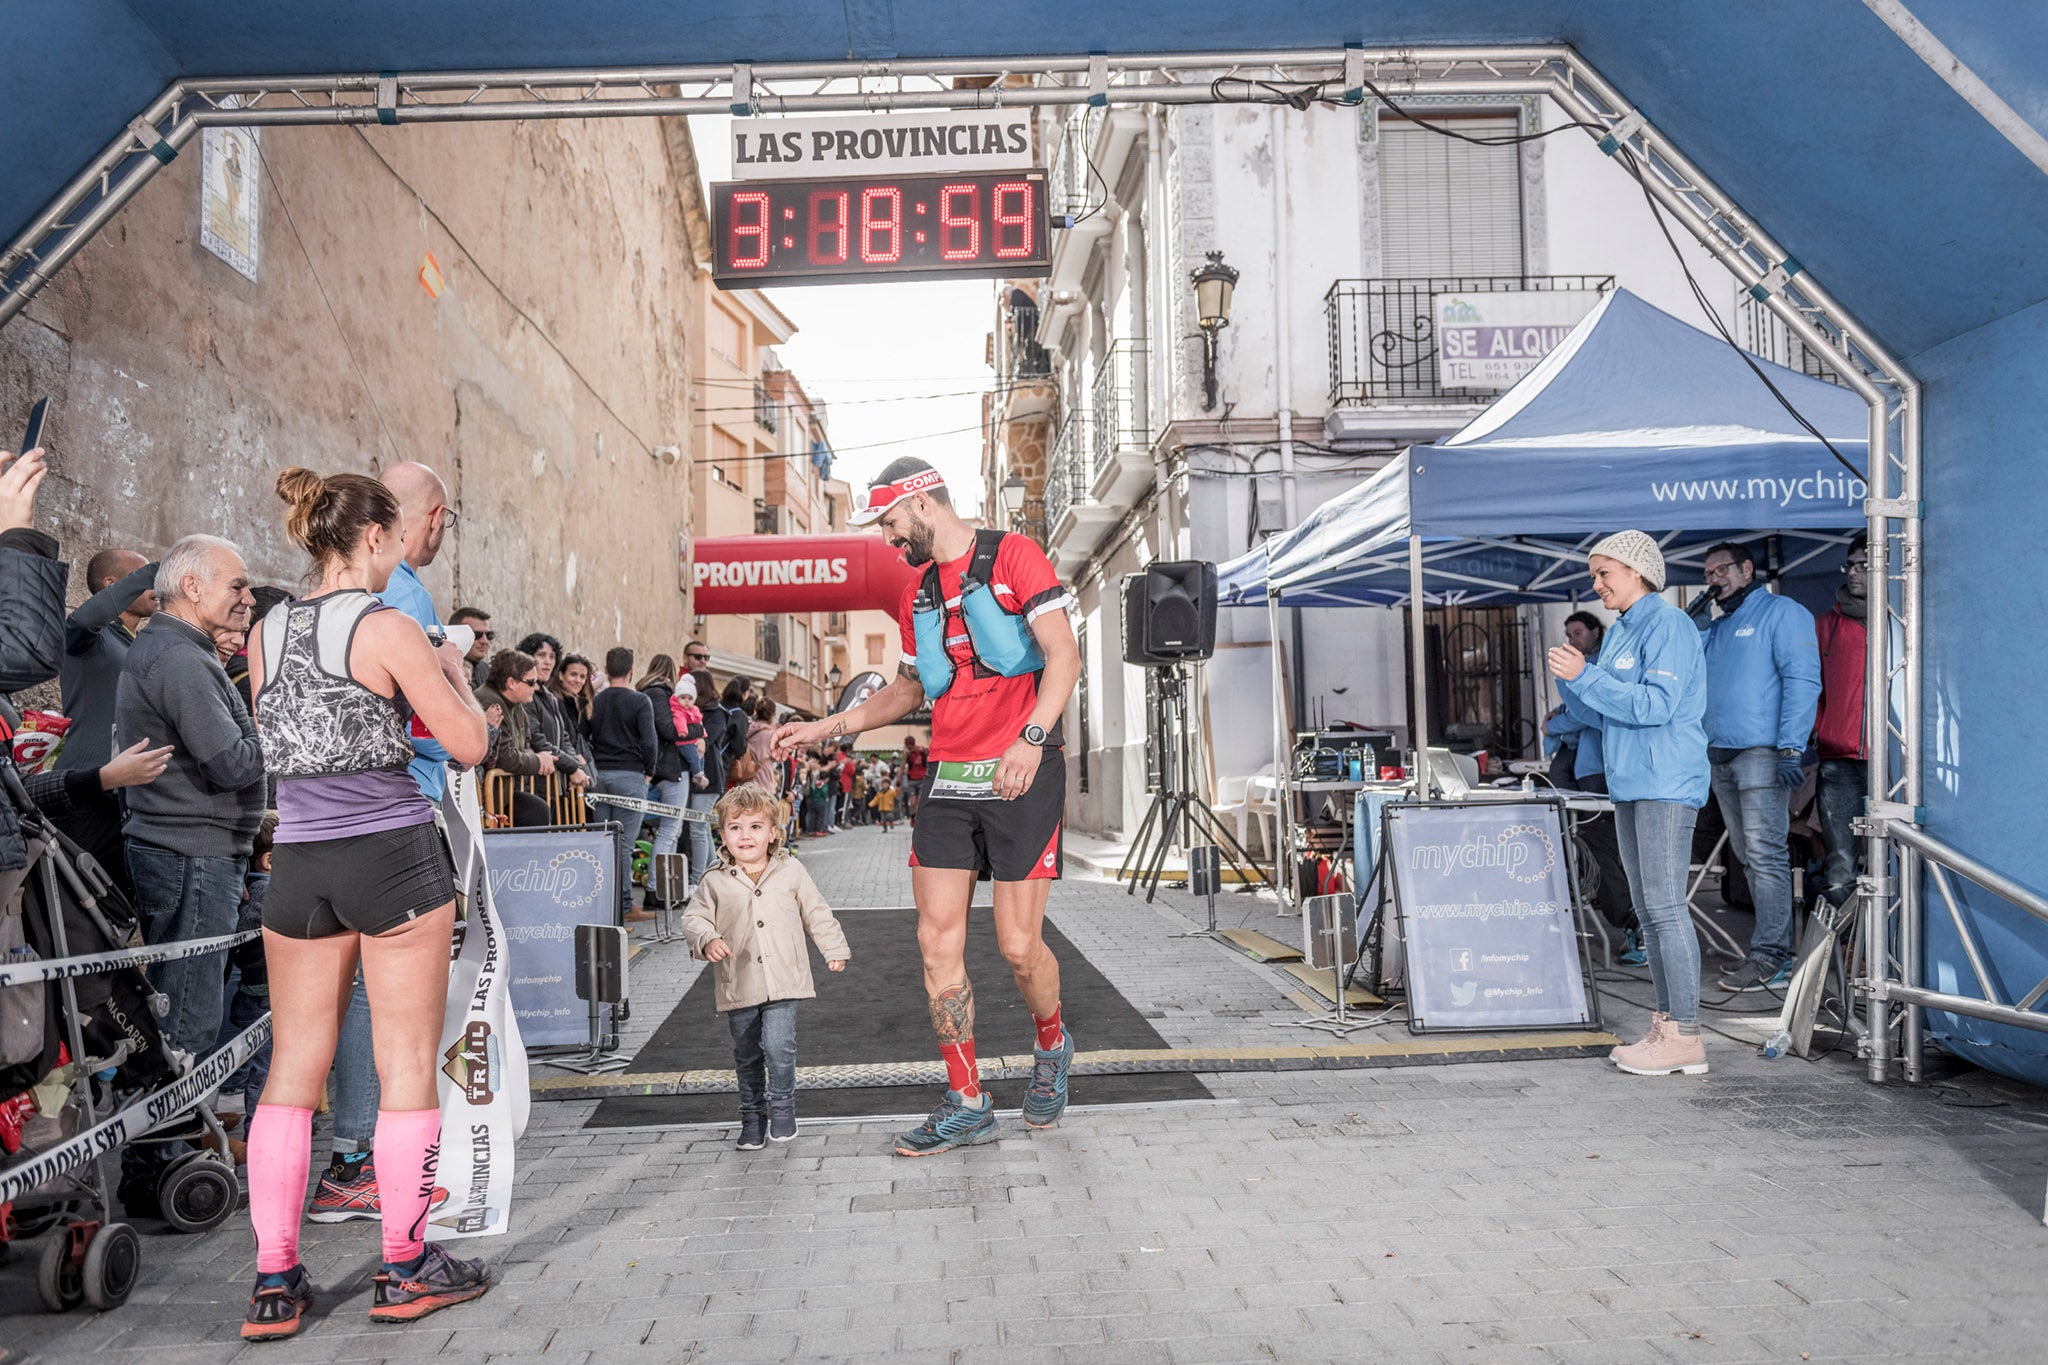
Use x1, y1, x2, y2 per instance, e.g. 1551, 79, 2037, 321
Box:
1214, 762, 1278, 858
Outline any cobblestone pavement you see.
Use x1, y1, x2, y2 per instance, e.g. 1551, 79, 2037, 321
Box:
7, 823, 2047, 1363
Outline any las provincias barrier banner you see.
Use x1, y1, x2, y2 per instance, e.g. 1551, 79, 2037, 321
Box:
431, 771, 531, 1240
1381, 798, 1596, 1033
484, 826, 618, 1048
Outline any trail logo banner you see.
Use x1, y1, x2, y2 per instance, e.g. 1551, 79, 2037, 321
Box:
1383, 799, 1593, 1032
431, 772, 531, 1241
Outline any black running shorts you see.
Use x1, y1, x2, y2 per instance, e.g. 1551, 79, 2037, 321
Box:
910, 748, 1063, 883
266, 821, 458, 939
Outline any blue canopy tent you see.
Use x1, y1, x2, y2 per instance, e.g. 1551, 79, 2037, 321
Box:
1217, 287, 1869, 966
1219, 289, 1870, 611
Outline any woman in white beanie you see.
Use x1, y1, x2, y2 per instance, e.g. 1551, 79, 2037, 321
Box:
1547, 530, 1712, 1076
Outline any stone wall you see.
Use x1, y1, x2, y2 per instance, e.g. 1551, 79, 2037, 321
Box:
0, 111, 705, 656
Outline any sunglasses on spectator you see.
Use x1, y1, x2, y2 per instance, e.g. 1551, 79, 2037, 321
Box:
516, 675, 539, 686
686, 652, 709, 662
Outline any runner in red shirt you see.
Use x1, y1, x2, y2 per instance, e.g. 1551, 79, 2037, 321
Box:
902, 734, 929, 824
773, 458, 1079, 1156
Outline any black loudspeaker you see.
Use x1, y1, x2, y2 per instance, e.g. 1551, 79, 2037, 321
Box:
1122, 561, 1217, 664
574, 923, 629, 1005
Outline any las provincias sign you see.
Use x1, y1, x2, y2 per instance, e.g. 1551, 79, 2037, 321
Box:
730, 109, 1033, 181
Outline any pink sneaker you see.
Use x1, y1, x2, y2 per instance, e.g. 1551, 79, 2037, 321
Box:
1612, 1025, 1709, 1076
1610, 1012, 1669, 1060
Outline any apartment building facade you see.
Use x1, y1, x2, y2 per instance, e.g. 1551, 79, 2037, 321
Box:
688, 274, 839, 716
989, 87, 1774, 841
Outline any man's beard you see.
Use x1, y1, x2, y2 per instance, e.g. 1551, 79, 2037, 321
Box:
896, 519, 937, 567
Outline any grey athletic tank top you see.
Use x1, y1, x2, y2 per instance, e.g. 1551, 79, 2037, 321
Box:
256, 590, 433, 843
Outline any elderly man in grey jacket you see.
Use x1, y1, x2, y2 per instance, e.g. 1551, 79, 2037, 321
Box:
116, 533, 263, 1060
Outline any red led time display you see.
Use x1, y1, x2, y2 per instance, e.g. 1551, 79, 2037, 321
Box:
711, 170, 1050, 287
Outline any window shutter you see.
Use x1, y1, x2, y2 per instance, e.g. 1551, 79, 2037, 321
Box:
1379, 115, 1524, 276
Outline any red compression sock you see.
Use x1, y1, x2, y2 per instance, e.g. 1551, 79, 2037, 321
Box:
1033, 1006, 1064, 1052
940, 1040, 981, 1100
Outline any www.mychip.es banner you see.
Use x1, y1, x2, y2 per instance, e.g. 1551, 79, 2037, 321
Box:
430, 771, 531, 1241
484, 827, 616, 1047
1383, 799, 1593, 1033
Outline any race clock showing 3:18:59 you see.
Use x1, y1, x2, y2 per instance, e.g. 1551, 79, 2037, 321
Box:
710, 170, 1052, 287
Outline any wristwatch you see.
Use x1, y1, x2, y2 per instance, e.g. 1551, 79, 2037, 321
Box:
1778, 747, 1803, 760
1021, 723, 1050, 747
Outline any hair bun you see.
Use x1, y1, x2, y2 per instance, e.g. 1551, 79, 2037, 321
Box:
275, 466, 325, 510
275, 467, 329, 551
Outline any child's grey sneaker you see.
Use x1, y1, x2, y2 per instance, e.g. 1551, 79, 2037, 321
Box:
767, 1098, 797, 1142
736, 1112, 767, 1150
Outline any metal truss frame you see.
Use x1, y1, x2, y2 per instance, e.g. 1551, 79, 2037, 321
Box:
0, 44, 1953, 1081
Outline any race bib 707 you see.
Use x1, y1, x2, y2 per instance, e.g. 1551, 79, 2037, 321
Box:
929, 758, 1002, 801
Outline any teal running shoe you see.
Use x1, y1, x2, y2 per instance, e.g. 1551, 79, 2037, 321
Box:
893, 1089, 997, 1157
1618, 929, 1648, 967
1021, 1028, 1074, 1129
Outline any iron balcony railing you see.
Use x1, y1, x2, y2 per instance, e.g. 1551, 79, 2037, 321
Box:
1736, 295, 1847, 386
1090, 339, 1149, 475
1045, 409, 1094, 531
1326, 275, 1615, 405
754, 381, 778, 433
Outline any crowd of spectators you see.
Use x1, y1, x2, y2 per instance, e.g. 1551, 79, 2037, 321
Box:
0, 439, 932, 1219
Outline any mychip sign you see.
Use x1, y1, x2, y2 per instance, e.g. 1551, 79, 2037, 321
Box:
484, 828, 616, 1047
1382, 799, 1594, 1032
1433, 290, 1603, 390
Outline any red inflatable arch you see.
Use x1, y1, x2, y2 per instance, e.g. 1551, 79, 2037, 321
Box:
686, 534, 919, 616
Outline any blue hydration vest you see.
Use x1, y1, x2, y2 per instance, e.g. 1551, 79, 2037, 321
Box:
912, 528, 1044, 700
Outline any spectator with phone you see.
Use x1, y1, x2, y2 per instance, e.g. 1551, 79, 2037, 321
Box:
0, 441, 71, 873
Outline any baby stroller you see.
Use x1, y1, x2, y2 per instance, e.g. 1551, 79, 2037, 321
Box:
1, 765, 241, 1312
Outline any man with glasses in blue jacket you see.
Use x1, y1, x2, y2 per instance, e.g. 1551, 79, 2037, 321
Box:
1697, 541, 1820, 993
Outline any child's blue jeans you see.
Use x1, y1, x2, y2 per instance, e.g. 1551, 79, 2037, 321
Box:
726, 999, 798, 1115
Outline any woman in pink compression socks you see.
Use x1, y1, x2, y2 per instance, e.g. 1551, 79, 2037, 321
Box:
240, 468, 491, 1340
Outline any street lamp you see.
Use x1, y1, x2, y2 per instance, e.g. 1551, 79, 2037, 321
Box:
827, 664, 842, 691
1190, 249, 1239, 411
999, 473, 1027, 529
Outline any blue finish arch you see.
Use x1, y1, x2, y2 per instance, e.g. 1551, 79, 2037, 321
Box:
3, 2, 2046, 1080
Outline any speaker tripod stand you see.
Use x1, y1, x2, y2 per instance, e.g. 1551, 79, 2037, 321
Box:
1119, 663, 1268, 903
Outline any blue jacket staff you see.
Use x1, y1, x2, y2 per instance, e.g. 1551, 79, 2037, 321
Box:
1547, 530, 1709, 1080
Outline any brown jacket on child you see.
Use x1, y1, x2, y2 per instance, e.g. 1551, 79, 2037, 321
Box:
676, 850, 850, 1012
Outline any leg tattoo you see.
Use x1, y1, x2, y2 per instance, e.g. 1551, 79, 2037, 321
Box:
928, 979, 974, 1044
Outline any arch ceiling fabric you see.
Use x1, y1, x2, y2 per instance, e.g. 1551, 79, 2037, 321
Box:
8, 4, 2048, 1074
8, 2, 2045, 360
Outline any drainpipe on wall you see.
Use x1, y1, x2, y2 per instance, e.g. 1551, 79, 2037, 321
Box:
1271, 108, 1304, 729
1270, 106, 1298, 528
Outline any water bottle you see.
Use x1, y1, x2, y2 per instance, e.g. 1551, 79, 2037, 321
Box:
1760, 1028, 1793, 1059
1520, 774, 1535, 795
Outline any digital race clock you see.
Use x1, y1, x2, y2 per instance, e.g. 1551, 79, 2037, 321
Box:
710, 170, 1051, 288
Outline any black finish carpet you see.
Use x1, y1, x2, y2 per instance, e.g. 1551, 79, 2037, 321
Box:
586, 910, 1210, 1127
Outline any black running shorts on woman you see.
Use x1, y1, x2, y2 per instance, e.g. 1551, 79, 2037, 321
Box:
266, 822, 457, 939
910, 749, 1063, 882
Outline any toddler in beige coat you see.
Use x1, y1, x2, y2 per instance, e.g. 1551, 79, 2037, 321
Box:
677, 784, 850, 1148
